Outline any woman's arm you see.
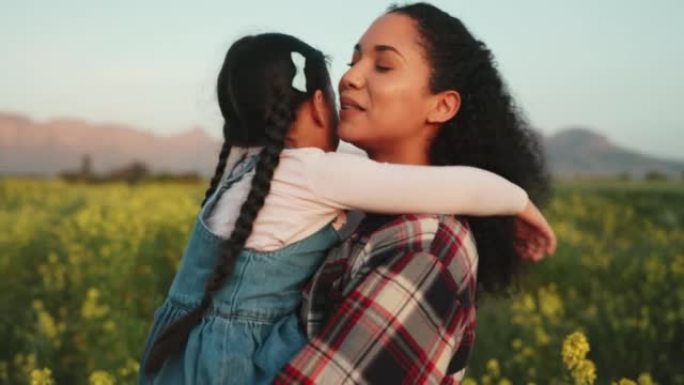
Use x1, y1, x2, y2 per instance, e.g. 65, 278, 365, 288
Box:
274, 216, 477, 384
307, 151, 528, 215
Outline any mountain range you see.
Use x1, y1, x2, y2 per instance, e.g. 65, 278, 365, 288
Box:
1, 112, 682, 178
0, 113, 219, 177
544, 128, 682, 178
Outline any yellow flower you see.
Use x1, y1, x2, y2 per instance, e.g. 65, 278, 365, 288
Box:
481, 374, 492, 385
613, 379, 637, 385
562, 331, 590, 370
538, 285, 564, 321
35, 308, 63, 347
103, 320, 117, 333
14, 353, 37, 377
671, 255, 684, 276
534, 327, 551, 346
32, 300, 44, 311
522, 294, 536, 312
81, 287, 110, 320
89, 370, 116, 385
522, 346, 535, 358
117, 358, 140, 378
637, 373, 655, 385
571, 359, 596, 385
0, 361, 8, 383
486, 359, 500, 378
462, 378, 478, 385
30, 368, 55, 385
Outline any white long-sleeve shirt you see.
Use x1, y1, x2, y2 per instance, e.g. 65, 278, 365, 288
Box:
206, 146, 528, 251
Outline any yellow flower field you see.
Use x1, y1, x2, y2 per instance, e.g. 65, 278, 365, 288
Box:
0, 179, 682, 384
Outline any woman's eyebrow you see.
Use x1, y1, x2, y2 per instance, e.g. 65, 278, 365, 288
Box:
354, 43, 406, 61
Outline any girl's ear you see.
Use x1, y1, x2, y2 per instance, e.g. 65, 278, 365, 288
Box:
426, 90, 461, 124
311, 89, 329, 128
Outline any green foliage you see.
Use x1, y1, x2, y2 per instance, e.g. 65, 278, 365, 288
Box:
0, 179, 202, 385
468, 182, 684, 385
1, 179, 682, 384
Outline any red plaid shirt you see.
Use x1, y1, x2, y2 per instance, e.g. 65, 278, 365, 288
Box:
274, 213, 479, 385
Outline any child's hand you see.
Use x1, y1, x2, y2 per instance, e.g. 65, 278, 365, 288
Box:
513, 200, 557, 262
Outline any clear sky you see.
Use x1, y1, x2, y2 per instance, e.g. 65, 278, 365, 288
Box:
1, 0, 682, 159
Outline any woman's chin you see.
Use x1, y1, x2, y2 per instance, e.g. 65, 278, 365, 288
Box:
336, 123, 359, 144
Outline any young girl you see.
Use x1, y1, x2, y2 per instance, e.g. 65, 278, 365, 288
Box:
139, 33, 554, 385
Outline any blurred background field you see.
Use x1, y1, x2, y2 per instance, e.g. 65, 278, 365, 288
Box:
0, 178, 682, 385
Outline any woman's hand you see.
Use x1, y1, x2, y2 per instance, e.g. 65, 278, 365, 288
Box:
513, 200, 557, 262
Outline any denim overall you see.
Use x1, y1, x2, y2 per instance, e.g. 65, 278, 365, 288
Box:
139, 154, 341, 385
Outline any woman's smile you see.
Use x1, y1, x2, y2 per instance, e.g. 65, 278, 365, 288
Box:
339, 95, 366, 120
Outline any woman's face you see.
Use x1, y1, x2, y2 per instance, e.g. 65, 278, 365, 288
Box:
337, 13, 434, 152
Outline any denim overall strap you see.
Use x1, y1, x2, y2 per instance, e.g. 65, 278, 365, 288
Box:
200, 153, 260, 220
166, 153, 261, 305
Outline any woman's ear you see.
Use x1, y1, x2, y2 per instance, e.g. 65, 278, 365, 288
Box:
427, 90, 461, 124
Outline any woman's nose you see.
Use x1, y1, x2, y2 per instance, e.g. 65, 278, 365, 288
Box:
339, 66, 364, 91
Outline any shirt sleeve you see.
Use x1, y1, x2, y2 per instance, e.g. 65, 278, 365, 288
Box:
274, 220, 477, 385
305, 151, 528, 216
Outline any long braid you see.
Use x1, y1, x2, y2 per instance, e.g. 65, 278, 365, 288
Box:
199, 34, 255, 209
143, 88, 297, 375
203, 99, 291, 298
201, 134, 232, 207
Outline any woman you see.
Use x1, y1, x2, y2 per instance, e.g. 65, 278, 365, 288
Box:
275, 3, 552, 384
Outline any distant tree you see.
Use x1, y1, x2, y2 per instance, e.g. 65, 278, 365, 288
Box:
152, 172, 204, 183
618, 172, 632, 182
644, 170, 669, 181
60, 157, 204, 184
60, 154, 97, 182
81, 154, 92, 176
106, 161, 150, 184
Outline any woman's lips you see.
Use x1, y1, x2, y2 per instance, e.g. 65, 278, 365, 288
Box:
339, 95, 365, 119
